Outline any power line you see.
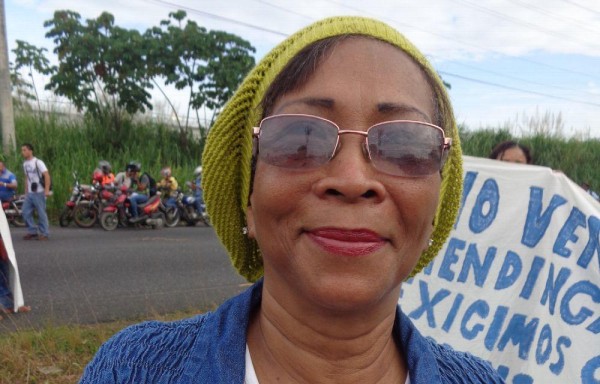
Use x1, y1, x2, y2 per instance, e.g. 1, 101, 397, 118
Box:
140, 0, 600, 107
507, 0, 600, 36
448, 61, 599, 97
318, 0, 600, 81
454, 0, 600, 51
143, 0, 287, 37
438, 71, 600, 108
561, 0, 600, 17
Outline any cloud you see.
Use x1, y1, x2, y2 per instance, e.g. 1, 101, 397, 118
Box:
6, 0, 600, 137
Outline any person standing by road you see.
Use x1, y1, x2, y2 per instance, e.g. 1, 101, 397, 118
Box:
0, 160, 18, 203
21, 143, 50, 241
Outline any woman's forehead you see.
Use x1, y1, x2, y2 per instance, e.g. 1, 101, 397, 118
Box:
271, 38, 435, 121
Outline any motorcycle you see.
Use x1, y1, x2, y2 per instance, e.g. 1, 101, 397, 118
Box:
59, 172, 97, 227
72, 184, 116, 228
99, 188, 164, 231
158, 188, 181, 228
2, 195, 25, 227
176, 186, 210, 227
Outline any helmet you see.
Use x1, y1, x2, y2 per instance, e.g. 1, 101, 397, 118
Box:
92, 170, 104, 183
161, 167, 172, 178
126, 161, 141, 172
194, 166, 202, 177
98, 160, 111, 174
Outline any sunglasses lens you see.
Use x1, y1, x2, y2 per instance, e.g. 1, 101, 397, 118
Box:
258, 115, 338, 169
367, 122, 444, 177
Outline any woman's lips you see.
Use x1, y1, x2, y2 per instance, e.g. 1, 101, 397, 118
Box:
306, 228, 387, 257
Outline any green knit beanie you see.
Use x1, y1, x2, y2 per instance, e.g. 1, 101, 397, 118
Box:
202, 16, 463, 282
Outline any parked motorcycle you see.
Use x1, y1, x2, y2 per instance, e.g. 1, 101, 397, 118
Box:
2, 195, 25, 227
176, 187, 210, 227
99, 188, 164, 231
72, 184, 116, 228
158, 188, 181, 228
59, 172, 97, 227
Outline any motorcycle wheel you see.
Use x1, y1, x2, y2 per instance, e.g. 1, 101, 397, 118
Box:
200, 213, 211, 227
73, 203, 98, 228
11, 214, 26, 227
99, 211, 119, 231
164, 206, 180, 228
183, 207, 196, 226
59, 207, 73, 227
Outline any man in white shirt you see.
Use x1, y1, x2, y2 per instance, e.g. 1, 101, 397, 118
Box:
21, 143, 50, 240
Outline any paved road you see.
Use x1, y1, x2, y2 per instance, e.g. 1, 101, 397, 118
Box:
1, 224, 248, 332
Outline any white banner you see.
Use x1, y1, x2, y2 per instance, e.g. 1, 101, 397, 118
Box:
401, 156, 600, 384
0, 204, 25, 312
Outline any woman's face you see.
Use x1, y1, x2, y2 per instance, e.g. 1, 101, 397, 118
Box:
499, 146, 528, 164
247, 38, 441, 311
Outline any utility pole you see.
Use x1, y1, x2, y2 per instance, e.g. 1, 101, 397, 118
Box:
0, 0, 16, 153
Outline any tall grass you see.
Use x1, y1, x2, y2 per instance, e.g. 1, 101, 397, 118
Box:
459, 126, 600, 190
3, 111, 204, 219
2, 111, 599, 220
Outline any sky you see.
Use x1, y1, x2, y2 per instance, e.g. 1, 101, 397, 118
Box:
4, 0, 600, 138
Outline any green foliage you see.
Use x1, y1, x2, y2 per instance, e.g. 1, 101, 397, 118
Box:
43, 10, 153, 132
3, 111, 203, 221
11, 40, 52, 111
35, 9, 256, 136
8, 61, 36, 110
145, 11, 255, 130
459, 126, 600, 191
0, 308, 203, 383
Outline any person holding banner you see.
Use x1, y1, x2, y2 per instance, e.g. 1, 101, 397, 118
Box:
81, 17, 504, 383
0, 224, 31, 318
489, 140, 532, 164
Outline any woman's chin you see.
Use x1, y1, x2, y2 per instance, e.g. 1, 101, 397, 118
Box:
301, 275, 399, 314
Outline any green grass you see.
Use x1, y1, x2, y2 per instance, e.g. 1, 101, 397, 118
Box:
3, 111, 204, 220
0, 309, 204, 384
458, 126, 600, 190
2, 111, 598, 219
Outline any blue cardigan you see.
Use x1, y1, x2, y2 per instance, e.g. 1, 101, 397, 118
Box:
80, 281, 504, 383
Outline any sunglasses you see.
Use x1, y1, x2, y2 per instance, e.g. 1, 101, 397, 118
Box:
253, 114, 452, 177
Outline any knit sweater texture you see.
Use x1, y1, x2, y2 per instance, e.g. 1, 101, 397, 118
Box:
80, 281, 504, 383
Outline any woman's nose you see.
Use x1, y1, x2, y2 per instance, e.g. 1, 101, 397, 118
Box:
312, 135, 386, 203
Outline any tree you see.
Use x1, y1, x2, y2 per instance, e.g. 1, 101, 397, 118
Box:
9, 61, 35, 109
201, 30, 255, 127
11, 40, 51, 111
146, 11, 255, 133
44, 10, 153, 133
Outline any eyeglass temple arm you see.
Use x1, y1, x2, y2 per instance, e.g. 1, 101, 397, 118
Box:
443, 138, 452, 150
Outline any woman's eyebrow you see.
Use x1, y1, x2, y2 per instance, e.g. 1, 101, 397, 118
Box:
377, 102, 431, 123
274, 97, 334, 113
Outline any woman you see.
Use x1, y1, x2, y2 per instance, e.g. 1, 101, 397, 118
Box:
489, 140, 532, 164
81, 17, 504, 383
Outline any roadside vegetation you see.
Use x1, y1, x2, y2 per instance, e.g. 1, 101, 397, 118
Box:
0, 308, 204, 383
2, 111, 204, 221
1, 108, 599, 222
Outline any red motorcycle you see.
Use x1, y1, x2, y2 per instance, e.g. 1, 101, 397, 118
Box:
72, 183, 116, 228
2, 195, 25, 227
99, 187, 164, 231
59, 172, 98, 227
